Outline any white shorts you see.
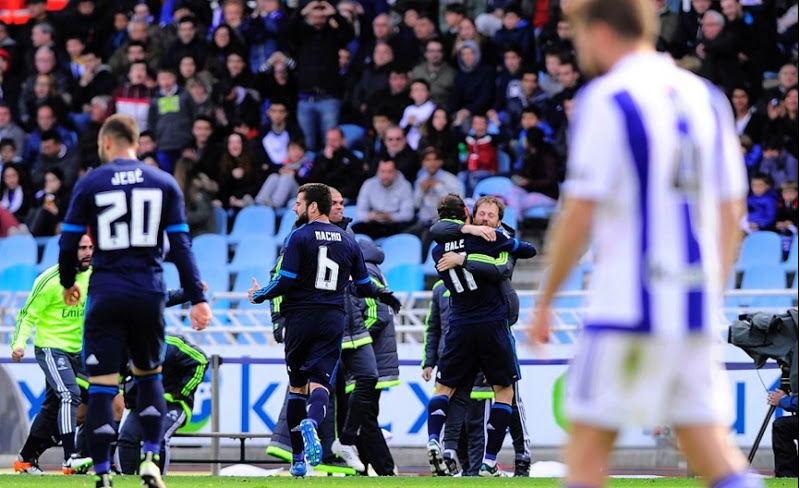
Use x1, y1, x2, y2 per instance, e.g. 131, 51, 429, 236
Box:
566, 332, 734, 430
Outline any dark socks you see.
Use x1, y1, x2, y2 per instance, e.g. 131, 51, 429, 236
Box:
86, 385, 118, 475
20, 435, 46, 460
61, 431, 76, 460
287, 393, 308, 459
306, 388, 329, 428
134, 374, 166, 456
484, 402, 512, 466
427, 395, 450, 442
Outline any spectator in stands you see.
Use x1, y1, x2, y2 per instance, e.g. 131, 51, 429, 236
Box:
219, 0, 248, 37
19, 48, 71, 128
138, 131, 158, 158
25, 23, 63, 77
369, 67, 411, 124
16, 0, 53, 62
257, 53, 298, 115
0, 46, 20, 117
20, 73, 68, 133
289, 0, 354, 151
104, 9, 130, 61
162, 15, 207, 69
0, 205, 20, 237
400, 79, 435, 151
538, 47, 564, 98
450, 41, 494, 130
655, 0, 680, 54
759, 64, 798, 114
493, 3, 535, 62
148, 68, 195, 172
215, 131, 265, 214
22, 104, 77, 165
507, 127, 560, 216
61, 0, 107, 50
418, 107, 460, 175
451, 17, 496, 68
547, 56, 581, 131
775, 179, 799, 236
77, 95, 112, 171
217, 79, 261, 129
113, 61, 152, 132
353, 13, 404, 74
759, 137, 799, 189
672, 0, 711, 69
411, 147, 463, 243
411, 39, 456, 108
351, 42, 394, 123
185, 115, 222, 175
765, 85, 799, 159
697, 10, 745, 94
361, 109, 392, 166
31, 130, 79, 192
351, 159, 415, 239
251, 100, 302, 170
492, 45, 524, 119
186, 76, 216, 121
25, 167, 67, 236
731, 86, 766, 145
0, 138, 22, 166
496, 65, 548, 134
109, 20, 162, 77
302, 127, 364, 202
441, 3, 466, 55
745, 173, 778, 233
0, 163, 32, 222
71, 48, 117, 129
375, 125, 419, 183
243, 0, 288, 74
720, 0, 762, 97
463, 113, 505, 193
256, 138, 310, 208
206, 24, 246, 79
174, 157, 217, 237
406, 14, 438, 71
64, 35, 87, 84
0, 102, 27, 155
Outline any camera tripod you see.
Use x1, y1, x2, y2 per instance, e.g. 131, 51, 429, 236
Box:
747, 375, 791, 464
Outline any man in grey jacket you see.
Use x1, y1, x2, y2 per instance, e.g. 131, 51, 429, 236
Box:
351, 159, 415, 239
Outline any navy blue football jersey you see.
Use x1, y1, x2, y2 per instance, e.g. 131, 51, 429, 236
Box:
59, 158, 204, 302
252, 220, 371, 312
432, 232, 535, 326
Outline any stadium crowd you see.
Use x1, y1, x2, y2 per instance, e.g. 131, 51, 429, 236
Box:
0, 0, 796, 243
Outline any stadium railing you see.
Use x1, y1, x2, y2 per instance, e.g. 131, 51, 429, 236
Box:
1, 289, 796, 346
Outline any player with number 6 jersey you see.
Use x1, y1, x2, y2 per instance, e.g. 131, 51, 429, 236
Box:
59, 114, 211, 488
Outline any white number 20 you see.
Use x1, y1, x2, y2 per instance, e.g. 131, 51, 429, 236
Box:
95, 189, 163, 250
315, 246, 340, 290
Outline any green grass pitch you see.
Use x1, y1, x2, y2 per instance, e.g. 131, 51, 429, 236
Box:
0, 475, 797, 488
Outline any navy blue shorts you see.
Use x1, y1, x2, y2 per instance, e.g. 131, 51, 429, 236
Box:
283, 308, 345, 392
436, 319, 520, 389
83, 290, 166, 376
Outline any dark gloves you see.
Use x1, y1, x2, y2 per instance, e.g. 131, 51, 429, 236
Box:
377, 290, 402, 314
273, 317, 285, 343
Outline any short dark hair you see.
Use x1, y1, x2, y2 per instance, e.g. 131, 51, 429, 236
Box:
410, 78, 430, 91
127, 40, 146, 51
522, 105, 543, 119
288, 138, 306, 151
437, 193, 467, 221
177, 14, 197, 26
193, 115, 214, 127
444, 3, 466, 15
99, 114, 139, 146
44, 166, 64, 181
298, 183, 332, 216
139, 130, 154, 140
473, 195, 505, 222
751, 173, 772, 186
40, 129, 62, 144
0, 137, 16, 150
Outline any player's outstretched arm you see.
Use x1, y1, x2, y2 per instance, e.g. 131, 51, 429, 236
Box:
430, 220, 498, 243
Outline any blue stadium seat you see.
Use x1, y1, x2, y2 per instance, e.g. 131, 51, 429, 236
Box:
162, 262, 181, 290
227, 206, 276, 244
213, 206, 228, 235
522, 205, 557, 220
497, 151, 511, 174
0, 263, 39, 292
343, 205, 358, 223
38, 235, 61, 272
192, 234, 228, 269
381, 234, 423, 270
472, 176, 513, 199
737, 231, 783, 270
502, 205, 518, 230
232, 265, 273, 309
275, 213, 297, 245
782, 234, 798, 273
422, 246, 437, 276
385, 264, 425, 293
228, 236, 278, 272
197, 264, 231, 309
340, 124, 366, 149
0, 234, 38, 271
735, 263, 792, 308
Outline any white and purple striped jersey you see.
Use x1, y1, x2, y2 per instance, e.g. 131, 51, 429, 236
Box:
563, 52, 747, 337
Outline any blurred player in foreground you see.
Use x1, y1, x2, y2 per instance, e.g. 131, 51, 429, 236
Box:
528, 1, 762, 487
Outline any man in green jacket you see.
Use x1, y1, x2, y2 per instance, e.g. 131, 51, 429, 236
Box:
12, 234, 94, 475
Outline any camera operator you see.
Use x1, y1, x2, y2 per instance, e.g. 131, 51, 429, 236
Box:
768, 388, 798, 477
